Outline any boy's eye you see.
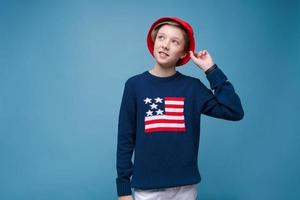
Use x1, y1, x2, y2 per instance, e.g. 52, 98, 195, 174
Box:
172, 40, 179, 45
158, 35, 164, 39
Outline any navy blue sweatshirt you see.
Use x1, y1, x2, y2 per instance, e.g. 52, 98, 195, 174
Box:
116, 64, 244, 196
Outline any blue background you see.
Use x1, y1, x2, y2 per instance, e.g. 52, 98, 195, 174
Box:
1, 0, 299, 199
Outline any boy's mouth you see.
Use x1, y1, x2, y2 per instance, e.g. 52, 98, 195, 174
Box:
159, 51, 169, 57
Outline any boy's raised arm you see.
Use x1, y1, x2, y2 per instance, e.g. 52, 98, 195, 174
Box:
198, 65, 244, 121
190, 50, 244, 121
116, 80, 136, 197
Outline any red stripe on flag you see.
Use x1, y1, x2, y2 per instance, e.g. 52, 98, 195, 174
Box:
165, 104, 184, 108
145, 119, 185, 125
165, 112, 184, 116
165, 97, 185, 101
145, 127, 186, 133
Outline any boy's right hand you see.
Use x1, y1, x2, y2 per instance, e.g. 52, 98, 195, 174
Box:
118, 195, 133, 200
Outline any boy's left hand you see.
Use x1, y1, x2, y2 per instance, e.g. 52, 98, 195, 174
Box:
189, 50, 215, 72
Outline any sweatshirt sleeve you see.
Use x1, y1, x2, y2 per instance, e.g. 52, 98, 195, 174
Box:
116, 80, 136, 196
198, 64, 244, 121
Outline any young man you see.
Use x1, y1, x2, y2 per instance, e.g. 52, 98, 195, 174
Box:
116, 17, 244, 200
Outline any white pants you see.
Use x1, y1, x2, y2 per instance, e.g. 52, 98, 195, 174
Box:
134, 184, 198, 200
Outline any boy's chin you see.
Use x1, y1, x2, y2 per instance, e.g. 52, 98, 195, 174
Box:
156, 61, 176, 68
155, 58, 177, 68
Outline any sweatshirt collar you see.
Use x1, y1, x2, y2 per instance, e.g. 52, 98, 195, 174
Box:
144, 70, 182, 82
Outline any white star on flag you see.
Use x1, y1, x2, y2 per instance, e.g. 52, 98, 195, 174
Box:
156, 109, 164, 115
150, 103, 158, 109
144, 97, 152, 104
154, 97, 163, 103
146, 110, 153, 116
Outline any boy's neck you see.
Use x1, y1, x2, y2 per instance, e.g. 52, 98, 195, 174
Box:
149, 63, 177, 77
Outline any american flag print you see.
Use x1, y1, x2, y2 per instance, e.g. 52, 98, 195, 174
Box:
144, 97, 186, 133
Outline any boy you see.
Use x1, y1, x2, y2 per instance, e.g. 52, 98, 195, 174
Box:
116, 17, 244, 200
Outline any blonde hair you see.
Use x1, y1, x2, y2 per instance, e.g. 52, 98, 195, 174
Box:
150, 21, 190, 52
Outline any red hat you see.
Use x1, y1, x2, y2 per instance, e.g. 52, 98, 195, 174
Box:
147, 17, 195, 66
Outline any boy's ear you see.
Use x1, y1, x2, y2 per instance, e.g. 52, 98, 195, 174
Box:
180, 52, 187, 59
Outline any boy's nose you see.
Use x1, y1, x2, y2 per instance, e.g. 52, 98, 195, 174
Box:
162, 41, 170, 50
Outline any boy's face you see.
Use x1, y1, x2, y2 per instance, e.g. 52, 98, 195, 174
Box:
153, 24, 187, 68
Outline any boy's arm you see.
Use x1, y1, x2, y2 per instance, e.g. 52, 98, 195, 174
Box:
189, 50, 243, 120
116, 81, 136, 197
199, 64, 244, 121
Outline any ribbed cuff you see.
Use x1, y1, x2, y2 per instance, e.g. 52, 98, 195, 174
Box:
204, 64, 217, 75
116, 181, 132, 196
206, 65, 228, 89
